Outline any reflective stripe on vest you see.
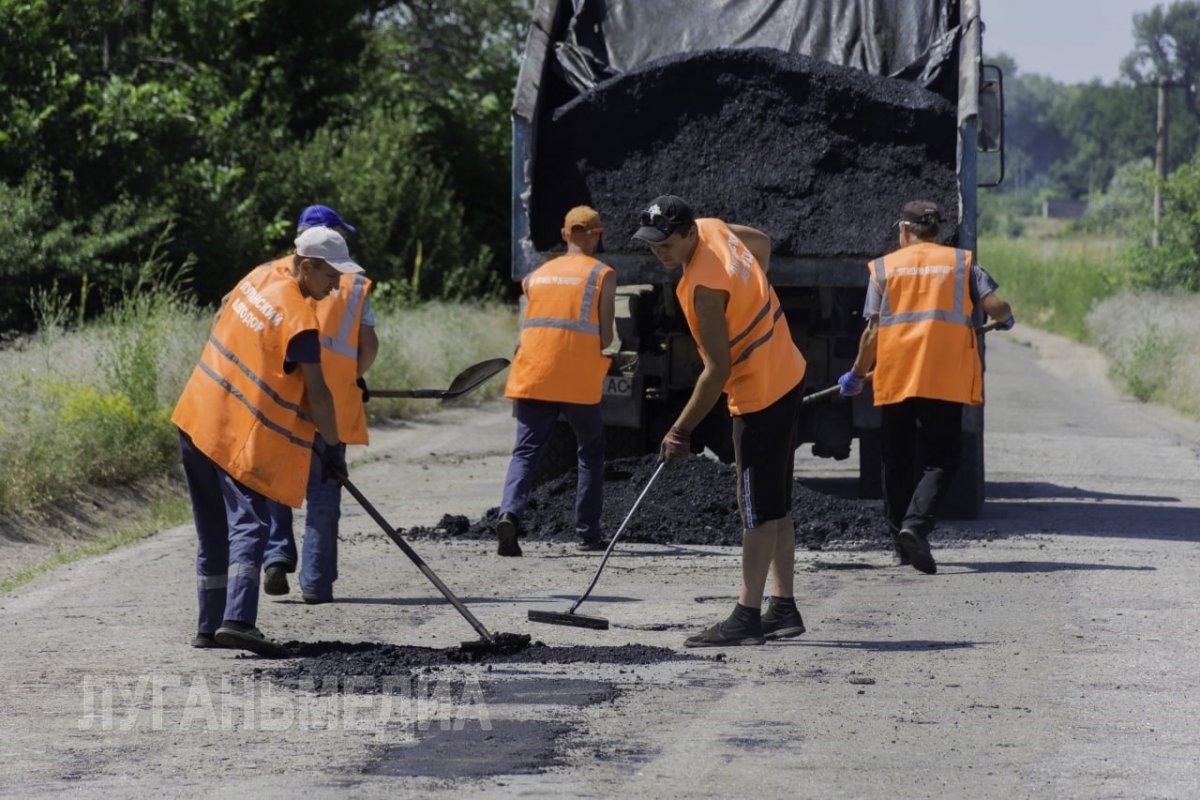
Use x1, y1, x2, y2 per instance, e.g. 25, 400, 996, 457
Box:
731, 302, 785, 366
195, 359, 313, 449
320, 274, 368, 358
204, 334, 313, 424
521, 261, 606, 337
875, 249, 972, 329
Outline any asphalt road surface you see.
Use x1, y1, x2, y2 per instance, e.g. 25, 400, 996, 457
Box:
1, 326, 1198, 799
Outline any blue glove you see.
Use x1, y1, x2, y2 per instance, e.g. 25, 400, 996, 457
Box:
999, 314, 1015, 331
838, 371, 865, 397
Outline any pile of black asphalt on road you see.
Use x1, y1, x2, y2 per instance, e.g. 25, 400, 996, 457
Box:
409, 454, 981, 552
530, 47, 960, 256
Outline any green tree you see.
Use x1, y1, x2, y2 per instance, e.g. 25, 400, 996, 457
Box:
1123, 1, 1200, 119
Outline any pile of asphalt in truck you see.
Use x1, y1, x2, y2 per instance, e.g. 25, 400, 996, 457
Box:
406, 454, 985, 551
530, 47, 959, 256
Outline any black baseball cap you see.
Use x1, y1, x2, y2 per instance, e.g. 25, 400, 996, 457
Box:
899, 200, 942, 226
634, 195, 696, 242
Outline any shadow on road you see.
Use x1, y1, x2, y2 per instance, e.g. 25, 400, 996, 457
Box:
937, 561, 1156, 574
782, 639, 983, 652
325, 594, 642, 606
975, 499, 1199, 542
985, 481, 1180, 503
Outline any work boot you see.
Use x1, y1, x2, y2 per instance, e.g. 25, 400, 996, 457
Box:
576, 536, 607, 552
496, 512, 523, 557
263, 564, 290, 596
684, 604, 766, 648
897, 528, 937, 575
761, 596, 806, 640
190, 632, 230, 649
890, 531, 912, 566
214, 621, 292, 658
302, 594, 334, 605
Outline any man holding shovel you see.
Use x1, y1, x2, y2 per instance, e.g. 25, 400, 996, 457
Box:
496, 205, 617, 556
634, 194, 808, 648
172, 226, 362, 656
839, 200, 1014, 574
262, 205, 379, 604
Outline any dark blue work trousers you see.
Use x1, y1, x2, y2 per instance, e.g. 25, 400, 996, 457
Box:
178, 430, 272, 635
500, 399, 604, 540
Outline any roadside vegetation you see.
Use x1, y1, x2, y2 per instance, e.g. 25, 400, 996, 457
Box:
0, 270, 517, 516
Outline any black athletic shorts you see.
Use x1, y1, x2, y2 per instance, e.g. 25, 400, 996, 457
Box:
731, 380, 803, 529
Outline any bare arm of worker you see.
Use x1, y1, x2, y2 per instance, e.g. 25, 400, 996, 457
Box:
979, 292, 1013, 326
300, 362, 341, 446
673, 286, 731, 431
851, 318, 878, 377
357, 323, 379, 377
598, 271, 616, 351
728, 224, 772, 273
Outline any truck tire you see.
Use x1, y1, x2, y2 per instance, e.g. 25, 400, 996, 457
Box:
857, 430, 883, 499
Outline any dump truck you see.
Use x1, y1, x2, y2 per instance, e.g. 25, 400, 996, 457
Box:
511, 0, 1005, 518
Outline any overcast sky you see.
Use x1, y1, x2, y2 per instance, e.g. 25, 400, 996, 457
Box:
982, 0, 1165, 84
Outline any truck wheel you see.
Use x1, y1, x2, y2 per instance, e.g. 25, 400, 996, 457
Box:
857, 430, 883, 499
940, 427, 984, 520
531, 421, 577, 486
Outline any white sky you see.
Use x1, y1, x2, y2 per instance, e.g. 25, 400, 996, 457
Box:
982, 0, 1165, 84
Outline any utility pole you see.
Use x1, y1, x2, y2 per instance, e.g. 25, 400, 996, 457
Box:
1154, 78, 1170, 247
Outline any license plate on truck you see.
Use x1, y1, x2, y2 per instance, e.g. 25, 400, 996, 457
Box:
603, 375, 633, 397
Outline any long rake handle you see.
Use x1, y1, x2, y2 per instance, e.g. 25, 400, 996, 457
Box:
802, 320, 1007, 406
334, 471, 495, 643
568, 462, 666, 615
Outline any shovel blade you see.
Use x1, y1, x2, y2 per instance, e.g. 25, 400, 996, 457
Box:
528, 609, 610, 630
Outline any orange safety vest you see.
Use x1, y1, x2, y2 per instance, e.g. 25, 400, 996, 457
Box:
505, 253, 614, 404
171, 260, 319, 507
870, 242, 983, 406
677, 219, 806, 415
316, 272, 373, 445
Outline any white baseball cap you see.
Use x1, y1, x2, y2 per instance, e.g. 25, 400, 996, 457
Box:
294, 226, 363, 274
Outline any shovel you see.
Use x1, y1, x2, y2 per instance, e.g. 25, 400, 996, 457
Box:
325, 460, 530, 655
802, 319, 1007, 406
528, 461, 666, 631
368, 358, 510, 404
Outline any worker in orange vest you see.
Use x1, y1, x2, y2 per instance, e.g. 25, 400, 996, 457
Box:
261, 206, 378, 604
839, 200, 1014, 575
496, 205, 616, 556
172, 226, 361, 657
635, 195, 808, 648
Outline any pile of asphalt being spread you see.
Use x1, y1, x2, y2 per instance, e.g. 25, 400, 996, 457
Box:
530, 47, 959, 257
267, 641, 691, 693
407, 454, 976, 551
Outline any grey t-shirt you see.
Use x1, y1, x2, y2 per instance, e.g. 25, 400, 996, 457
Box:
862, 258, 999, 319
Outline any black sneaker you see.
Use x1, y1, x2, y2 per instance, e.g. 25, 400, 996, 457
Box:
897, 528, 937, 575
684, 615, 766, 648
576, 537, 607, 552
496, 512, 522, 557
761, 598, 806, 640
263, 564, 290, 596
214, 621, 292, 658
190, 632, 227, 649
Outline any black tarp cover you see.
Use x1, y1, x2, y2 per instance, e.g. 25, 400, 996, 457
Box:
553, 0, 960, 92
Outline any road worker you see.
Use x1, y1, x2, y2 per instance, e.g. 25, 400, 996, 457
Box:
261, 206, 379, 604
172, 226, 361, 657
635, 194, 808, 648
839, 200, 1014, 574
495, 205, 617, 556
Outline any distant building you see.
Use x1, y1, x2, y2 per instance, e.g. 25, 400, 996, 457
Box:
1042, 199, 1089, 219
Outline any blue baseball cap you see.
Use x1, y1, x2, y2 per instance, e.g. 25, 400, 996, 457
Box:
297, 204, 357, 235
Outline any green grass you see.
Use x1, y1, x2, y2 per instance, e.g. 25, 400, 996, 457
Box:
979, 232, 1125, 342
0, 492, 191, 594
